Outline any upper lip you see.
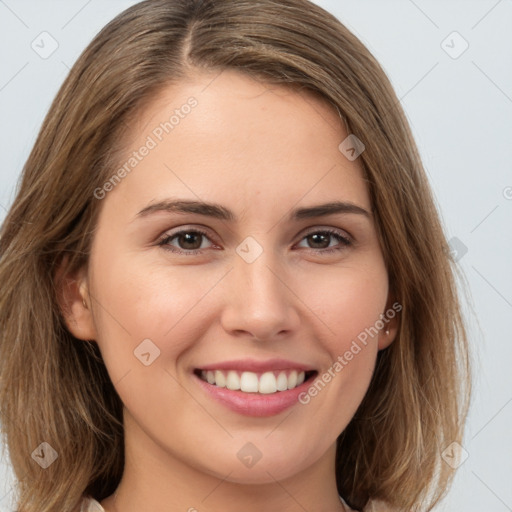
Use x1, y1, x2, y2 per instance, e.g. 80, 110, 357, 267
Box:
195, 358, 316, 373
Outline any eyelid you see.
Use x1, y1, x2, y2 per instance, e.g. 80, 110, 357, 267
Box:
156, 225, 217, 249
157, 224, 217, 241
299, 225, 353, 242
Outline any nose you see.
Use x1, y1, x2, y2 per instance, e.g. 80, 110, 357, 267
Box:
219, 246, 300, 342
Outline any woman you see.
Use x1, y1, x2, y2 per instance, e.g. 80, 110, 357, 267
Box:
0, 0, 471, 511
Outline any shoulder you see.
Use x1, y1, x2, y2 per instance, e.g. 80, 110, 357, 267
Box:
80, 495, 105, 512
341, 497, 394, 512
364, 500, 395, 511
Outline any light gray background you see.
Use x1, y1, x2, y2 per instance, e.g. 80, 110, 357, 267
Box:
0, 1, 511, 510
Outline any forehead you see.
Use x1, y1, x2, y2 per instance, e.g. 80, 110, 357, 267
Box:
102, 69, 370, 216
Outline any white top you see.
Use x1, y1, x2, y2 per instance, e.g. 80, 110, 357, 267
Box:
80, 495, 356, 511
80, 496, 105, 512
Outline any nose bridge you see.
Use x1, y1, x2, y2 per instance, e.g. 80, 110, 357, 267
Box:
239, 249, 282, 304
220, 235, 299, 339
236, 236, 287, 310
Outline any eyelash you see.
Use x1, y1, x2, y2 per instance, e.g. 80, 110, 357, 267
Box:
156, 227, 352, 256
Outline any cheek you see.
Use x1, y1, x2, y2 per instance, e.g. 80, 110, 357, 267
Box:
294, 264, 387, 407
297, 262, 388, 346
87, 253, 211, 422
88, 249, 228, 369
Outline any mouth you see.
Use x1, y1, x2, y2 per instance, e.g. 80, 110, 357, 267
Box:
192, 361, 318, 417
193, 368, 318, 394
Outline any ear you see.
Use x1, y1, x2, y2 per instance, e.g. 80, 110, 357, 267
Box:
377, 292, 401, 350
54, 255, 97, 341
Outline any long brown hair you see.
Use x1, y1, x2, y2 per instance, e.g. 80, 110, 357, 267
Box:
0, 1, 471, 510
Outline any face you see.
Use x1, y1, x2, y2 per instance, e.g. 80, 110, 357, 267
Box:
67, 69, 397, 487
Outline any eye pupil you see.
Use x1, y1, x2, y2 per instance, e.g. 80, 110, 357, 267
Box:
308, 233, 330, 248
179, 232, 202, 250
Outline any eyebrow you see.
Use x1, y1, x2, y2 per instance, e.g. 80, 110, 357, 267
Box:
135, 199, 371, 222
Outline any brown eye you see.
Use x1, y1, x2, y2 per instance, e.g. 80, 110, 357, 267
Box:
306, 233, 331, 249
175, 232, 204, 250
158, 229, 213, 255
297, 229, 352, 254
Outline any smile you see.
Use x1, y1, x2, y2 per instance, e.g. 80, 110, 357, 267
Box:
195, 369, 316, 394
193, 359, 319, 417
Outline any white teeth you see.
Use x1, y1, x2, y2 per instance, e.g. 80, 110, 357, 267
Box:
258, 372, 277, 394
276, 372, 288, 391
240, 371, 259, 392
226, 370, 241, 390
200, 369, 307, 394
287, 370, 298, 390
215, 370, 226, 388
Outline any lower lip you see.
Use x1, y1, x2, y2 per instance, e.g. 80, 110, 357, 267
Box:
193, 373, 315, 417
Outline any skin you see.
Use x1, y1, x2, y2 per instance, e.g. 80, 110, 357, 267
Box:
63, 69, 397, 512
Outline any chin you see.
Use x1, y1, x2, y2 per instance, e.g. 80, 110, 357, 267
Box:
193, 438, 323, 485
